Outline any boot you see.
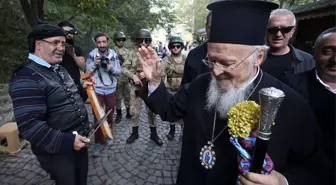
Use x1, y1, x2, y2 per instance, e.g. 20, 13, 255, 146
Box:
167, 124, 175, 141
126, 108, 132, 119
92, 144, 101, 157
126, 126, 139, 144
150, 127, 163, 146
115, 109, 122, 124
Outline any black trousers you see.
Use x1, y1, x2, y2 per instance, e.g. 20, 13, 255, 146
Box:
36, 148, 88, 185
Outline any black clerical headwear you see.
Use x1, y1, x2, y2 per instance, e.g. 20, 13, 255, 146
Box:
207, 0, 279, 45
27, 24, 66, 52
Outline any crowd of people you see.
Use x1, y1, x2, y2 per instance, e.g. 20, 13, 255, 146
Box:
7, 0, 335, 185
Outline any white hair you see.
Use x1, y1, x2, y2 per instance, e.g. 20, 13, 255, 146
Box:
205, 44, 269, 119
206, 76, 255, 119
249, 45, 270, 65
270, 9, 296, 26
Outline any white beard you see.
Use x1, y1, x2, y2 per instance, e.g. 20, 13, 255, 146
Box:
206, 76, 255, 119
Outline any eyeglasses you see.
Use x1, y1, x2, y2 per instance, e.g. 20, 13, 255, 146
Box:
116, 38, 126, 42
41, 39, 68, 47
137, 38, 151, 44
169, 45, 182, 49
266, 26, 294, 34
203, 49, 257, 72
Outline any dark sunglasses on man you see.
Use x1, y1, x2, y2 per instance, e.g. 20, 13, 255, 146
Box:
169, 44, 182, 49
267, 26, 294, 34
116, 38, 126, 42
137, 38, 151, 44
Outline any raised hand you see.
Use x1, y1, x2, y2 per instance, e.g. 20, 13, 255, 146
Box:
137, 46, 162, 85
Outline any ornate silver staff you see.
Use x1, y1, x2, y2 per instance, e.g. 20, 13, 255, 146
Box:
250, 87, 285, 173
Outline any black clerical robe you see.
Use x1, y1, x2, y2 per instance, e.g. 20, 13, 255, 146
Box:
140, 71, 331, 185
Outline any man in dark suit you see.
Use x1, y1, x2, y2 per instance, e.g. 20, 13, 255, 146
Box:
289, 27, 335, 180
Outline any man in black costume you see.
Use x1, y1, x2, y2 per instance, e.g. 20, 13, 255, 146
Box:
9, 24, 92, 185
136, 1, 331, 185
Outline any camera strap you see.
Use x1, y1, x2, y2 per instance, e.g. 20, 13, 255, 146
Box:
96, 66, 114, 86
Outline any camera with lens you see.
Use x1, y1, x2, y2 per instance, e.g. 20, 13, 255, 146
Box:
64, 29, 78, 35
100, 56, 110, 69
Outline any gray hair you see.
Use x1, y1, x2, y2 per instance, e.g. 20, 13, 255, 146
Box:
270, 9, 296, 26
249, 45, 269, 65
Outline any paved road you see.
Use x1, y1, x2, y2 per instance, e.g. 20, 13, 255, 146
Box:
0, 104, 182, 185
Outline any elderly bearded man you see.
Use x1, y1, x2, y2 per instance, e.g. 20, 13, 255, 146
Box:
136, 1, 330, 185
9, 24, 92, 185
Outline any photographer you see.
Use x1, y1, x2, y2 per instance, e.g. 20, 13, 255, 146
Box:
58, 21, 87, 100
86, 33, 121, 157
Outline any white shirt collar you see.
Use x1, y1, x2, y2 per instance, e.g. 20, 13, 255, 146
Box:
246, 67, 260, 86
315, 70, 336, 94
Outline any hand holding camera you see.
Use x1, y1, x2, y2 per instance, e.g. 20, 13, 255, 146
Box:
94, 55, 101, 65
95, 54, 110, 70
107, 64, 113, 71
64, 29, 78, 36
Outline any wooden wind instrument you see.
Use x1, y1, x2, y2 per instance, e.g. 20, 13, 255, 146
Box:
81, 71, 114, 139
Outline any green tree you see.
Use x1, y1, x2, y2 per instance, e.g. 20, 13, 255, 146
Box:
0, 0, 175, 83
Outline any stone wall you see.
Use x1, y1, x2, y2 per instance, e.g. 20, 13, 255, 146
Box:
0, 84, 14, 127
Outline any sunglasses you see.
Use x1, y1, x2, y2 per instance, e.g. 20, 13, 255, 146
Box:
169, 45, 182, 49
116, 38, 126, 42
137, 38, 151, 44
267, 26, 294, 34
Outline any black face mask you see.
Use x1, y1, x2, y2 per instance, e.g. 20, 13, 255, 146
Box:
66, 38, 74, 45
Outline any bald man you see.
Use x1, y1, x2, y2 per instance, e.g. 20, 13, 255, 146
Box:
289, 27, 335, 184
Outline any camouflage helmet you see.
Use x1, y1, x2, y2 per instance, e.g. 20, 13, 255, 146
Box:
169, 36, 184, 47
114, 31, 126, 40
136, 29, 152, 39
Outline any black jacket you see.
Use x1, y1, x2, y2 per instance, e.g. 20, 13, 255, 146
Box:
262, 45, 315, 85
288, 45, 315, 74
9, 60, 93, 155
288, 69, 335, 168
180, 43, 209, 85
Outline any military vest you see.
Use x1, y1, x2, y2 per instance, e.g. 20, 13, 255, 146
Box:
115, 47, 129, 82
129, 49, 147, 90
166, 55, 186, 91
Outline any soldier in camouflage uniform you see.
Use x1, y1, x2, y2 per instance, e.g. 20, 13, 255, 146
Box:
162, 36, 186, 141
121, 29, 163, 146
114, 31, 131, 123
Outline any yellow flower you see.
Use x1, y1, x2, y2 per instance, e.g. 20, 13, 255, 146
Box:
227, 101, 261, 138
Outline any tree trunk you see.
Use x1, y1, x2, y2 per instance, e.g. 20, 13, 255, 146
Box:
84, 26, 94, 57
279, 0, 284, 8
289, 0, 296, 6
37, 0, 44, 20
19, 0, 39, 28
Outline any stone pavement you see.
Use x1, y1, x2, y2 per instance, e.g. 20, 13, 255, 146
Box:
0, 103, 183, 185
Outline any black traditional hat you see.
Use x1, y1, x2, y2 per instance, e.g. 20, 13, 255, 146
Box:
27, 24, 66, 52
207, 0, 279, 45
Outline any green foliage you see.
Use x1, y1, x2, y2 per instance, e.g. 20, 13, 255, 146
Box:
193, 0, 211, 32
0, 0, 317, 83
0, 0, 175, 83
174, 0, 211, 33
0, 0, 31, 83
